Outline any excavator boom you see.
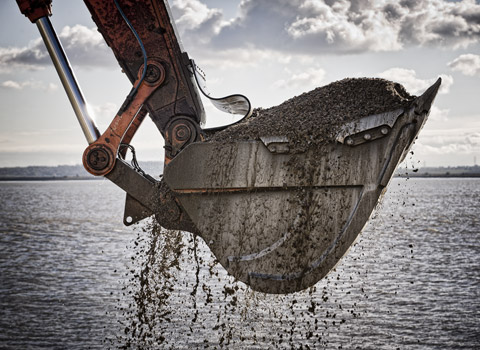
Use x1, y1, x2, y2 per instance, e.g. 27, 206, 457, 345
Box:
16, 0, 440, 294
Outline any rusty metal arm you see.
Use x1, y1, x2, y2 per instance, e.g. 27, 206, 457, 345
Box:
15, 0, 196, 231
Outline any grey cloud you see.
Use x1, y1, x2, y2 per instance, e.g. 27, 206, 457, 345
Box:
384, 4, 403, 20
4, 1, 478, 71
0, 79, 58, 91
0, 25, 113, 71
173, 0, 480, 54
0, 40, 49, 71
399, 0, 422, 10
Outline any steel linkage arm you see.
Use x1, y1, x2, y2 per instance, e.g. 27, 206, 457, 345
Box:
15, 0, 198, 230
82, 60, 165, 176
83, 0, 206, 164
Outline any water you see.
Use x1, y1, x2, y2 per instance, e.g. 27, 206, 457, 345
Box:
0, 178, 478, 349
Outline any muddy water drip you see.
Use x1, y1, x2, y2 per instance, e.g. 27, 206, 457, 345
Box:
113, 223, 379, 349
116, 78, 416, 347
116, 222, 185, 348
209, 78, 414, 152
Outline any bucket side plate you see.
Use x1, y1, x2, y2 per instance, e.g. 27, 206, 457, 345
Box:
164, 102, 431, 293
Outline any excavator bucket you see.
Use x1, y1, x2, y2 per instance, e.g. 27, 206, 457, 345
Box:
163, 79, 441, 294
16, 0, 441, 294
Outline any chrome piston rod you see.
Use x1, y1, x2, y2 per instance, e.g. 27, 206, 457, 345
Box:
36, 17, 100, 144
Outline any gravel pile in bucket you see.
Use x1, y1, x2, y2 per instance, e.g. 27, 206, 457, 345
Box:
208, 78, 415, 152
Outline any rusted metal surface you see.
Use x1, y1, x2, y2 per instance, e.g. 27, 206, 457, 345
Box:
16, 0, 52, 23
119, 107, 148, 159
82, 60, 164, 176
83, 0, 205, 136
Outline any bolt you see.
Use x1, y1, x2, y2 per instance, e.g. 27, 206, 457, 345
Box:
86, 148, 110, 171
363, 133, 372, 141
145, 64, 162, 84
381, 127, 389, 135
268, 145, 277, 153
346, 138, 354, 146
175, 125, 191, 141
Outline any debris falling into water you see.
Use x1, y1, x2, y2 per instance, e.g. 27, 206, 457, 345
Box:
112, 77, 418, 348
111, 220, 384, 349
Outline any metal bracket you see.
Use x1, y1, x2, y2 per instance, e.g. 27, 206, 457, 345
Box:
336, 109, 404, 144
260, 136, 290, 154
124, 193, 153, 226
342, 125, 391, 147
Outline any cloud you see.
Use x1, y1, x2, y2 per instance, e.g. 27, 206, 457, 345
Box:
0, 25, 113, 72
0, 41, 49, 71
3, 1, 479, 72
88, 102, 118, 125
194, 46, 290, 70
428, 106, 450, 122
378, 67, 453, 94
171, 0, 225, 43
416, 130, 480, 155
172, 0, 480, 54
448, 53, 480, 76
273, 67, 326, 89
1, 79, 58, 92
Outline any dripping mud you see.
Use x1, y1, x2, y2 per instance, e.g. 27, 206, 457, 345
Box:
114, 78, 416, 348
113, 222, 371, 349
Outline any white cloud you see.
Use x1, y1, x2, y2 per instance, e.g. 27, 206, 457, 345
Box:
415, 130, 480, 155
448, 53, 480, 76
88, 102, 118, 124
428, 106, 450, 122
273, 67, 326, 89
58, 25, 112, 66
0, 25, 113, 72
3, 1, 478, 72
194, 46, 287, 70
171, 0, 224, 42
1, 79, 58, 92
172, 0, 480, 54
378, 68, 453, 94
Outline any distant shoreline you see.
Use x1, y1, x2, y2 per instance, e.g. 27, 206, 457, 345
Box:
1, 163, 478, 180
0, 176, 97, 181
1, 174, 480, 182
396, 173, 480, 178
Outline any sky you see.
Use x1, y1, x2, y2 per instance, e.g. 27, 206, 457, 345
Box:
0, 0, 479, 167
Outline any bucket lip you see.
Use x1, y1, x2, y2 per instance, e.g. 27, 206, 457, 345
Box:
414, 77, 442, 115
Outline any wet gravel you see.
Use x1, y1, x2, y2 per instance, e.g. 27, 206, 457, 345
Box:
209, 78, 415, 152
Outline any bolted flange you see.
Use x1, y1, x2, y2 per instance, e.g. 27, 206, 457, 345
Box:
145, 64, 163, 84
141, 61, 165, 86
164, 117, 201, 163
86, 148, 110, 171
83, 144, 115, 176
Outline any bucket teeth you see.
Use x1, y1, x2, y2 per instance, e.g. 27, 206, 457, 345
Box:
414, 77, 442, 115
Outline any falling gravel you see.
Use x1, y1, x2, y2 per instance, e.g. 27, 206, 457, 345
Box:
115, 78, 420, 348
209, 78, 415, 152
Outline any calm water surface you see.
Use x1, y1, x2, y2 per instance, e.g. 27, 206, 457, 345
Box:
0, 178, 478, 349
